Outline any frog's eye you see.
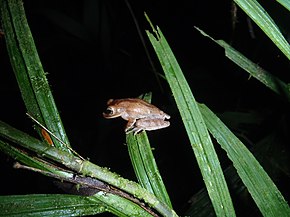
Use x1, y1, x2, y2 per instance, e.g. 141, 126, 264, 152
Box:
104, 107, 114, 115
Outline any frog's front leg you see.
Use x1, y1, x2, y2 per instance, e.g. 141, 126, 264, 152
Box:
125, 119, 136, 133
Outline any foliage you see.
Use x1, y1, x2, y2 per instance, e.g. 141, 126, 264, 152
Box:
0, 0, 290, 216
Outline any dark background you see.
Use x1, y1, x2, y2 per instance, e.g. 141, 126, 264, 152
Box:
1, 0, 289, 216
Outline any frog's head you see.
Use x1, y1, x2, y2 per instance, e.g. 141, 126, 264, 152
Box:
103, 99, 124, 118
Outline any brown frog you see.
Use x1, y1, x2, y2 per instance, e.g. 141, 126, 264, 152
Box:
103, 98, 170, 134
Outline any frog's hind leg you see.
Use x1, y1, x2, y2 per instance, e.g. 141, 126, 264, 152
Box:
136, 119, 170, 131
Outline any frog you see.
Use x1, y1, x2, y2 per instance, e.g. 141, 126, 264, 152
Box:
103, 98, 170, 134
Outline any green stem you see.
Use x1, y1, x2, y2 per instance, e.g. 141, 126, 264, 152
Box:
0, 120, 178, 217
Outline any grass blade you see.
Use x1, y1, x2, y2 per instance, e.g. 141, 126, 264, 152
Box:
146, 17, 236, 216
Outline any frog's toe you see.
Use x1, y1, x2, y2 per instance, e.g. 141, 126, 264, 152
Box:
133, 128, 144, 135
125, 125, 134, 133
125, 126, 144, 135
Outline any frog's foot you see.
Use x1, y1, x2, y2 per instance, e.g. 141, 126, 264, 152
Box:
125, 126, 144, 135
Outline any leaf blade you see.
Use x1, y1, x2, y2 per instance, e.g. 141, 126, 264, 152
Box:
146, 19, 236, 216
195, 27, 290, 102
126, 93, 172, 208
199, 103, 290, 217
233, 0, 290, 60
1, 0, 71, 151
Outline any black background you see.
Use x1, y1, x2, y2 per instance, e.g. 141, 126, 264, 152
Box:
1, 0, 290, 216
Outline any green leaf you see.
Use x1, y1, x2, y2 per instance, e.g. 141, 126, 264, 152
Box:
127, 133, 172, 208
146, 16, 236, 217
0, 193, 157, 217
195, 27, 290, 101
0, 136, 156, 217
0, 120, 178, 217
126, 93, 172, 208
0, 140, 73, 178
276, 0, 290, 12
0, 0, 70, 151
232, 0, 290, 61
199, 103, 290, 217
0, 193, 154, 217
0, 194, 105, 217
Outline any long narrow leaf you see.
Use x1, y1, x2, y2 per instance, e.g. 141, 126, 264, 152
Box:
127, 133, 173, 208
276, 0, 290, 12
199, 103, 290, 217
0, 140, 72, 178
233, 0, 290, 61
0, 194, 105, 217
0, 193, 154, 217
126, 93, 172, 208
0, 0, 70, 151
195, 27, 290, 101
146, 17, 236, 216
